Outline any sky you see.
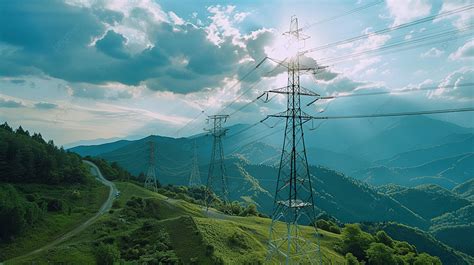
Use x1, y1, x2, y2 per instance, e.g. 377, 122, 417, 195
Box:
0, 0, 473, 146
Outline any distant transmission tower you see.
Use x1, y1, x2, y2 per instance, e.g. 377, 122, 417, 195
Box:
204, 114, 229, 209
144, 140, 158, 192
188, 140, 202, 187
264, 16, 322, 264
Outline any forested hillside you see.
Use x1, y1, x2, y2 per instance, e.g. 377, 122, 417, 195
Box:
0, 123, 108, 258
0, 123, 89, 184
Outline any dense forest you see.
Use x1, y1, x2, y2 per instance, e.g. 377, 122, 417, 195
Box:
0, 123, 92, 241
0, 122, 89, 184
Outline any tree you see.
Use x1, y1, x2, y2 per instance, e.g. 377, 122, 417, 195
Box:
0, 122, 13, 132
413, 253, 441, 265
95, 243, 120, 265
0, 184, 43, 240
241, 203, 258, 216
0, 185, 26, 240
375, 230, 394, 248
339, 224, 374, 261
345, 253, 360, 265
394, 241, 416, 256
366, 242, 396, 265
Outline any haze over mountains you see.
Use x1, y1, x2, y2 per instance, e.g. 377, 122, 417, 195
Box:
71, 115, 473, 189
70, 114, 473, 232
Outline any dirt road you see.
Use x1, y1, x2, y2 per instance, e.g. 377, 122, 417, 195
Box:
4, 160, 117, 263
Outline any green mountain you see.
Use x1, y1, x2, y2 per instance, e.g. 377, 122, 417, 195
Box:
354, 153, 474, 189
362, 222, 473, 265
4, 180, 346, 264
430, 204, 474, 229
346, 116, 471, 162
452, 178, 474, 201
75, 135, 430, 229
432, 224, 474, 257
381, 184, 471, 220
375, 134, 473, 168
2, 124, 469, 264
6, 179, 449, 265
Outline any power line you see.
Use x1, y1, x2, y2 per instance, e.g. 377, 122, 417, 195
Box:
176, 110, 206, 136
300, 4, 474, 56
226, 121, 262, 139
317, 24, 473, 65
217, 57, 269, 115
228, 125, 285, 156
307, 83, 474, 106
307, 107, 474, 120
175, 57, 268, 136
301, 0, 384, 30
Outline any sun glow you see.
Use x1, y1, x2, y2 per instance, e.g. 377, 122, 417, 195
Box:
265, 34, 303, 61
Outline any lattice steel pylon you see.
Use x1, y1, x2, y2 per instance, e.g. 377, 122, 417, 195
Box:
204, 114, 229, 210
144, 140, 158, 192
264, 16, 322, 264
188, 140, 202, 187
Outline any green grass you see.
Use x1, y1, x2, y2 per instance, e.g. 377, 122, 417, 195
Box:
0, 179, 108, 262
195, 216, 345, 264
4, 181, 346, 264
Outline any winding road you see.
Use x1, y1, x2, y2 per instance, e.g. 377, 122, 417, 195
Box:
5, 160, 118, 263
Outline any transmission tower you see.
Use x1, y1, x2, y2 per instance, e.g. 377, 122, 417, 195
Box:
204, 114, 229, 210
188, 140, 202, 187
264, 16, 322, 264
144, 140, 158, 192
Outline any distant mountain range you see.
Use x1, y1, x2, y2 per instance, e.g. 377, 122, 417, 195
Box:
70, 115, 473, 189
68, 116, 473, 230
66, 116, 474, 260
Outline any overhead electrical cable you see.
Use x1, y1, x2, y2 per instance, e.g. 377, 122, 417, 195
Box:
299, 4, 474, 56
301, 0, 385, 30
307, 107, 474, 121
307, 83, 474, 106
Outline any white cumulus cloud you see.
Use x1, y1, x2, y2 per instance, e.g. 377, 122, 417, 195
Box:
449, 39, 474, 60
386, 0, 432, 26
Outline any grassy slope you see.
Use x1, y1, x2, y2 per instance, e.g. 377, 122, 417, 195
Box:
9, 182, 346, 264
0, 179, 108, 261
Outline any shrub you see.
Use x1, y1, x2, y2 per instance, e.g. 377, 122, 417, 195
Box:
46, 198, 64, 212
413, 253, 441, 265
375, 230, 394, 248
228, 232, 249, 249
366, 242, 396, 265
95, 243, 120, 265
0, 184, 44, 240
241, 203, 258, 216
329, 225, 341, 234
205, 244, 215, 256
345, 253, 360, 265
338, 224, 374, 261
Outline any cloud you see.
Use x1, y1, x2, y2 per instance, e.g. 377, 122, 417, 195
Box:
420, 47, 445, 58
168, 11, 185, 25
35, 102, 58, 109
67, 82, 140, 100
428, 68, 474, 100
435, 0, 473, 29
95, 30, 130, 59
0, 97, 25, 108
449, 39, 474, 61
386, 0, 431, 26
0, 1, 274, 95
355, 28, 392, 53
316, 75, 367, 95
